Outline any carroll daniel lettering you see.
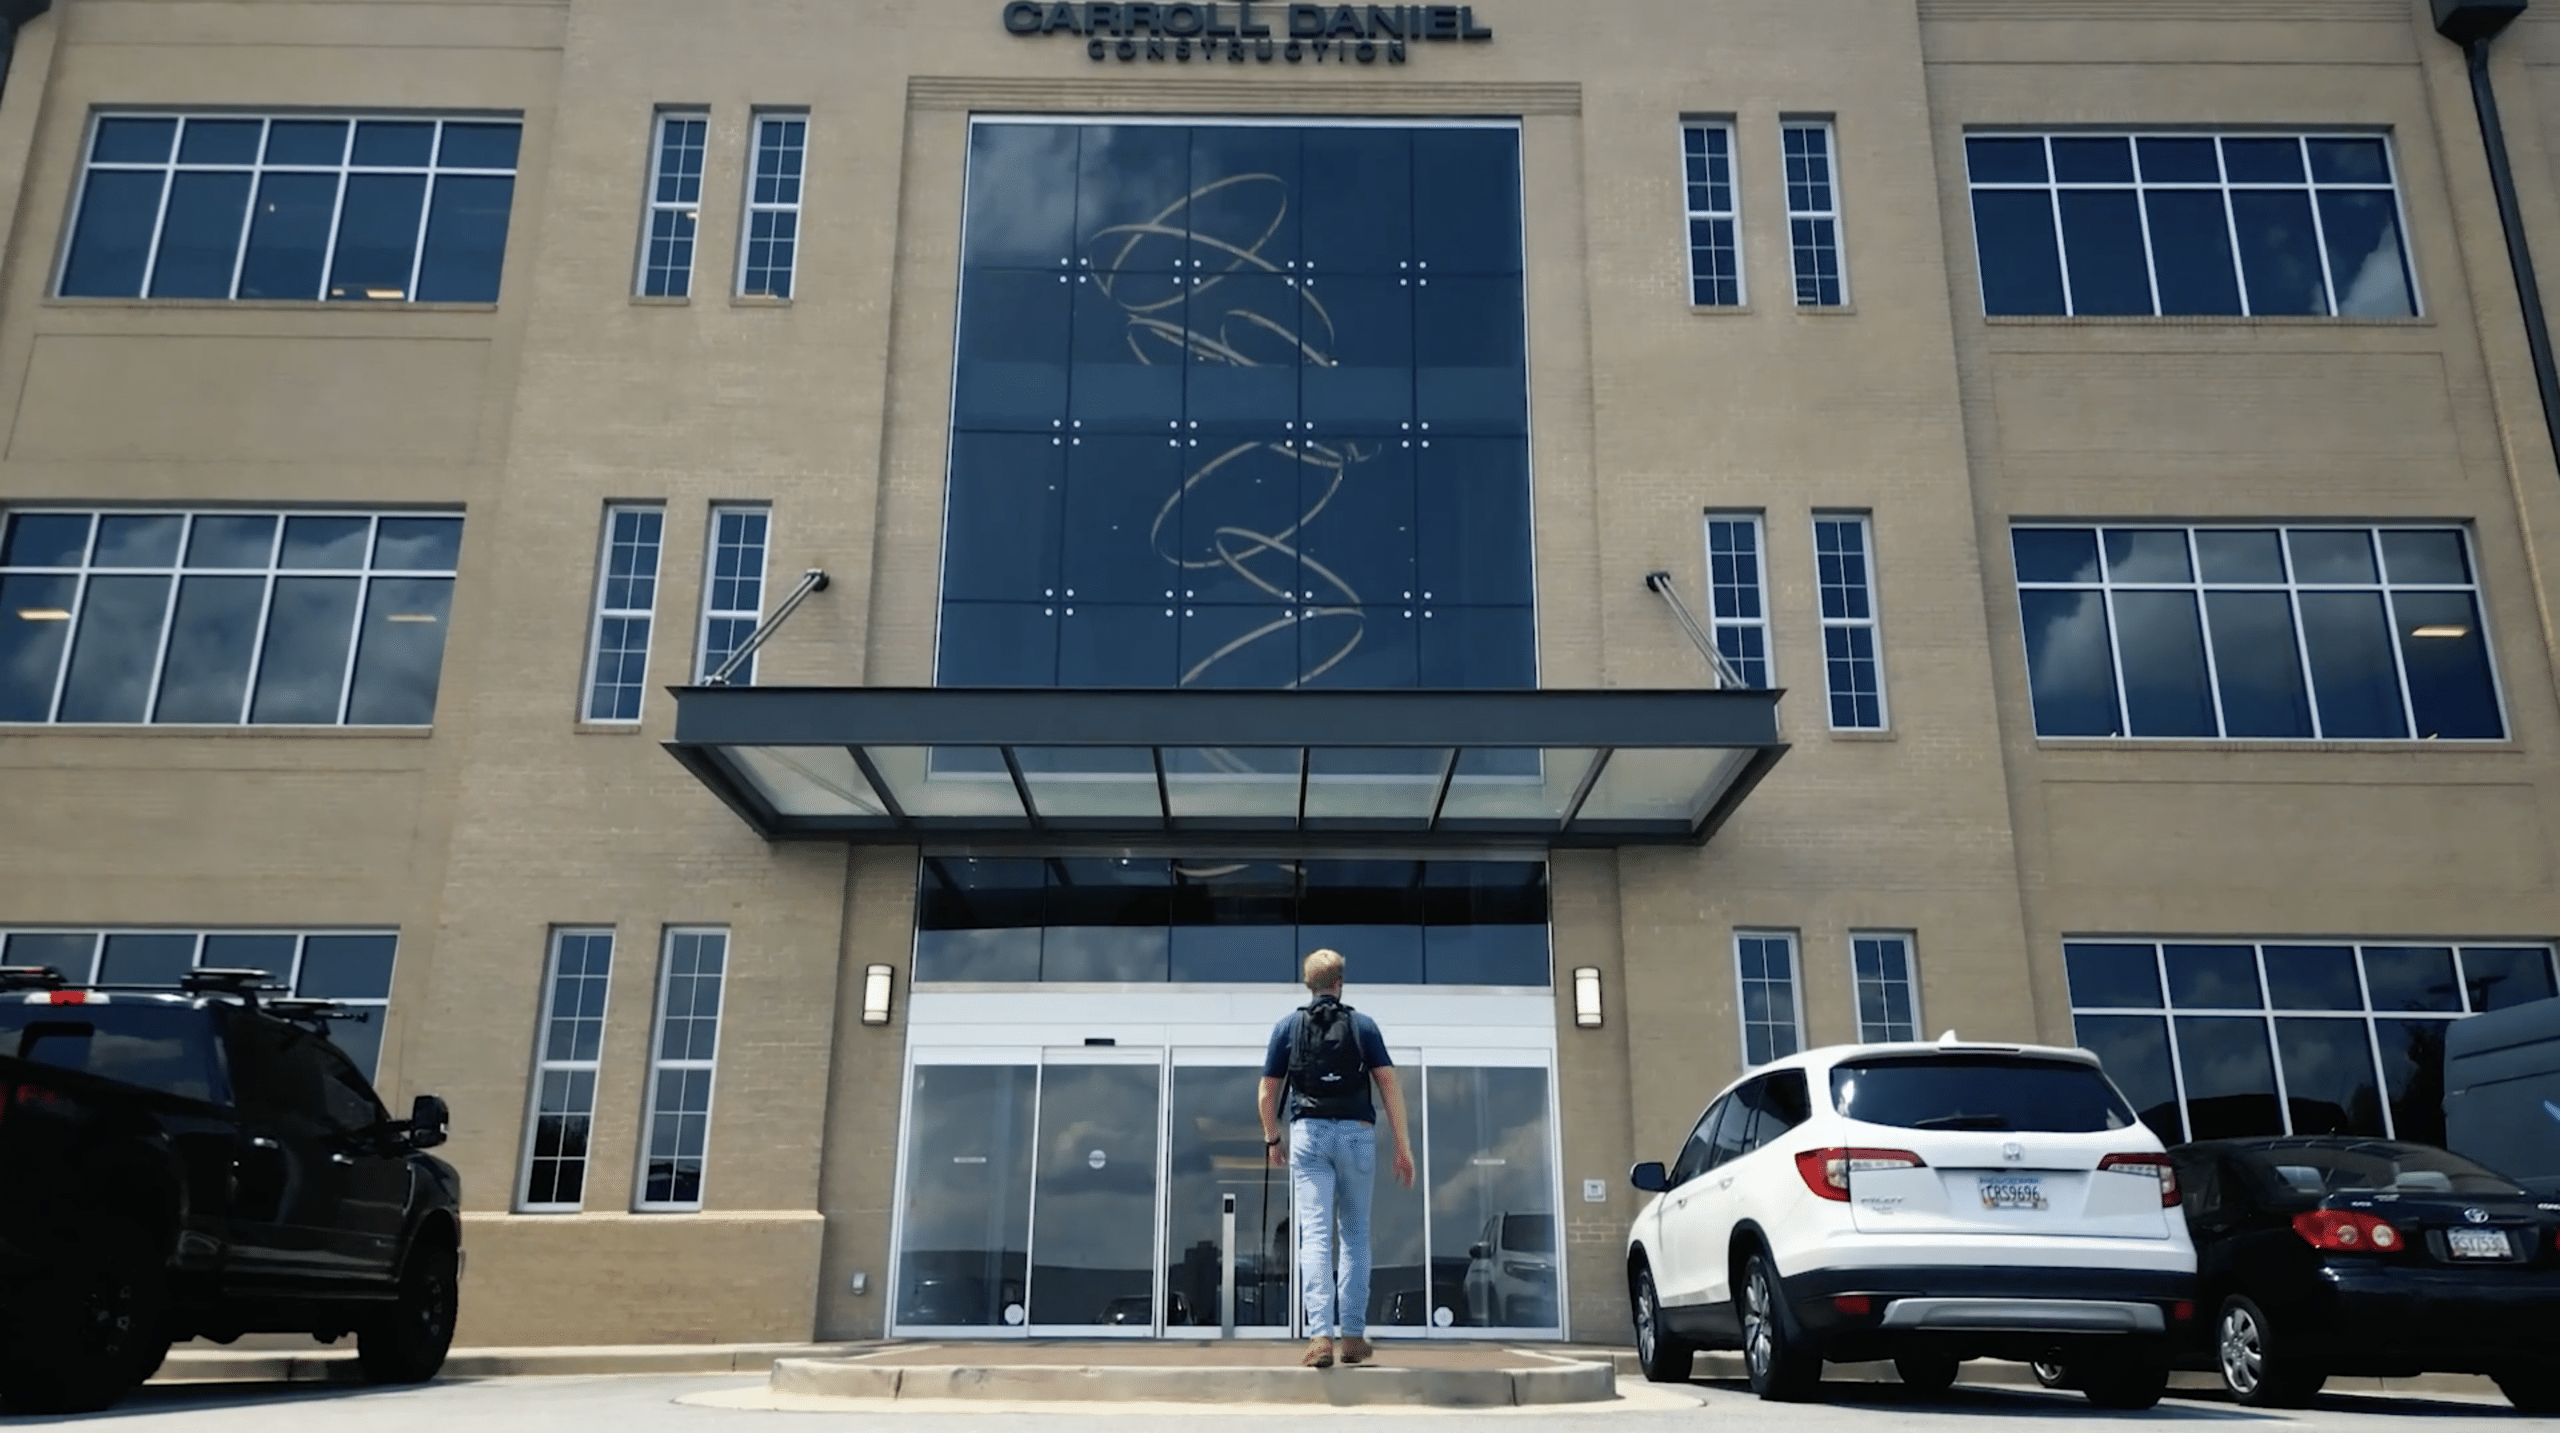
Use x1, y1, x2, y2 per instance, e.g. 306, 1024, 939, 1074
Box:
1001, 3, 1494, 65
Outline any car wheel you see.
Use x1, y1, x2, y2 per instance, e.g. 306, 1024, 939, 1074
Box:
1630, 1263, 1694, 1383
358, 1240, 459, 1384
1737, 1251, 1820, 1402
0, 1214, 168, 1415
2216, 1295, 2323, 1408
2494, 1364, 2560, 1415
2079, 1359, 2169, 1411
1893, 1354, 1960, 1394
2029, 1359, 2071, 1390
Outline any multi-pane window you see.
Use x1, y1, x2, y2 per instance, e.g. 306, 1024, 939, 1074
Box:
1814, 515, 1886, 729
0, 928, 397, 1076
637, 112, 708, 298
1783, 121, 1846, 307
1, 510, 461, 727
1706, 514, 1770, 688
696, 506, 770, 684
2066, 939, 2558, 1147
520, 929, 614, 1211
1852, 933, 1919, 1043
2014, 524, 2503, 741
1682, 122, 1743, 306
583, 506, 665, 723
738, 114, 806, 298
60, 114, 520, 303
1966, 132, 2414, 318
1736, 931, 1802, 1067
638, 928, 728, 1210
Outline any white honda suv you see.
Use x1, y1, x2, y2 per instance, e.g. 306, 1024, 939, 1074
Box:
1624, 1037, 2197, 1408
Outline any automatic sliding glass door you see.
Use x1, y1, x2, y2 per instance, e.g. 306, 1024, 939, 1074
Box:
892, 1061, 1036, 1330
1026, 1051, 1163, 1334
1425, 1061, 1561, 1335
1163, 1055, 1291, 1335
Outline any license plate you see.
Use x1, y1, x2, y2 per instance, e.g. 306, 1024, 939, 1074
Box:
2448, 1227, 2510, 1260
1979, 1176, 2047, 1211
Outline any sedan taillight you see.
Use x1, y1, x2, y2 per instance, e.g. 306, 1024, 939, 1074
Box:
1794, 1147, 1927, 1201
2292, 1209, 2404, 1252
2097, 1152, 2182, 1207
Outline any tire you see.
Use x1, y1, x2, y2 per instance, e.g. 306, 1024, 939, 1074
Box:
1630, 1262, 1694, 1383
1736, 1251, 1821, 1402
2495, 1364, 2560, 1415
2215, 1295, 2324, 1408
1893, 1354, 1960, 1394
357, 1239, 459, 1385
2080, 1359, 2170, 1411
0, 1214, 169, 1415
2029, 1360, 2071, 1390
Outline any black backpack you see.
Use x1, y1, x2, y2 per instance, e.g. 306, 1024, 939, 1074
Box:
1287, 997, 1370, 1116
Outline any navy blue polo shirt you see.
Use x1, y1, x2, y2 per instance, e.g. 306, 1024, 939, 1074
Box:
1262, 997, 1393, 1123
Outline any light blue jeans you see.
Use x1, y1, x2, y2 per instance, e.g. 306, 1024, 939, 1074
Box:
1289, 1118, 1377, 1338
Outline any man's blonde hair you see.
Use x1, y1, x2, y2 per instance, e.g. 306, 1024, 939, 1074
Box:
1302, 948, 1346, 993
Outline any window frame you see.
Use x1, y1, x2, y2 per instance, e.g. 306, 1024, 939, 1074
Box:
633, 926, 729, 1213
635, 109, 709, 299
55, 110, 522, 304
1704, 511, 1772, 688
1812, 512, 1887, 730
1781, 118, 1848, 308
1963, 129, 2420, 319
516, 927, 616, 1214
0, 508, 462, 728
0, 926, 396, 1076
736, 111, 807, 299
1680, 119, 1745, 307
2011, 522, 2507, 742
1734, 929, 1805, 1069
581, 504, 666, 724
1849, 931, 1921, 1043
694, 504, 771, 684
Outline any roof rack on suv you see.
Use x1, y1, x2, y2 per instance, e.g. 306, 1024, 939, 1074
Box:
266, 999, 371, 1027
0, 965, 66, 991
178, 968, 280, 999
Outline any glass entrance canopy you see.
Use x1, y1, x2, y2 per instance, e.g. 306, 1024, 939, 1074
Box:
667, 686, 1786, 849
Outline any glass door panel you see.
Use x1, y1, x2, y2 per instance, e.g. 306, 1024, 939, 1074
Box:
1164, 1061, 1289, 1333
893, 1063, 1036, 1329
1364, 1099, 1431, 1333
1424, 1064, 1560, 1332
1028, 1058, 1163, 1330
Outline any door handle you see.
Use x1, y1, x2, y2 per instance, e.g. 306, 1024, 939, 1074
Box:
1719, 1176, 1735, 1190
328, 1153, 356, 1167
249, 1137, 280, 1151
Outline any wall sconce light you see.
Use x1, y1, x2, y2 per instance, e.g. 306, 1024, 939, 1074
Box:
1573, 967, 1603, 1028
862, 963, 895, 1026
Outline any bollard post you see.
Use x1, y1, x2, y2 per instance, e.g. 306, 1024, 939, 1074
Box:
1220, 1192, 1237, 1338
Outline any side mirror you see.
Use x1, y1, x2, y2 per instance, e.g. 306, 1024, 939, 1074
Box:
1630, 1160, 1670, 1193
1468, 1243, 1488, 1260
407, 1093, 450, 1150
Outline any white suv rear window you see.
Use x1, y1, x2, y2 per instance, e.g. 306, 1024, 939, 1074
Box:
1831, 1054, 2139, 1133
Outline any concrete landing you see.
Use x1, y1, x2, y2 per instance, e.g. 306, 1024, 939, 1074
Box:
768, 1341, 1618, 1406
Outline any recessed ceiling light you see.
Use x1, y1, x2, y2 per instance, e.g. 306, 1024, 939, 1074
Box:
14, 608, 71, 621
2410, 624, 2470, 639
385, 613, 439, 624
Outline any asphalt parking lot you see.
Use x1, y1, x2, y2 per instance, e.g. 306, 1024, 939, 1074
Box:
8, 1372, 2534, 1431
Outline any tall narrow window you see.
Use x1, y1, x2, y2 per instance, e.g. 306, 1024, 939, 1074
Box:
1814, 514, 1887, 729
637, 111, 708, 298
738, 113, 805, 298
1706, 513, 1771, 687
1682, 121, 1743, 306
1736, 931, 1802, 1066
583, 505, 664, 723
695, 506, 770, 684
520, 929, 614, 1211
637, 927, 727, 1210
1783, 120, 1846, 307
1852, 933, 1919, 1043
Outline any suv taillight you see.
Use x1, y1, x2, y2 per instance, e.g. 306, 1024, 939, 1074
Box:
2097, 1153, 2181, 1207
2293, 1210, 2403, 1252
1794, 1147, 1926, 1201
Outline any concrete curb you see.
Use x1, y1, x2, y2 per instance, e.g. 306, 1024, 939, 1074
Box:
155, 1342, 889, 1384
767, 1356, 1617, 1406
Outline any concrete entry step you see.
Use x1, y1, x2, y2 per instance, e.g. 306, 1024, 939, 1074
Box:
770, 1341, 1617, 1406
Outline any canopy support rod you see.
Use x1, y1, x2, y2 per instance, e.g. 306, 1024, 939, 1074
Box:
704, 568, 831, 687
1643, 570, 1749, 689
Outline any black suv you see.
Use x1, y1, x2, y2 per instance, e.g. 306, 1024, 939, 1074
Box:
0, 966, 461, 1413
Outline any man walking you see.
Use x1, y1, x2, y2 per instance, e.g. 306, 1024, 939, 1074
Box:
1259, 948, 1415, 1369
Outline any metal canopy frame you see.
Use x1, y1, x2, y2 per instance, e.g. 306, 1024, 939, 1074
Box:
666, 686, 1788, 850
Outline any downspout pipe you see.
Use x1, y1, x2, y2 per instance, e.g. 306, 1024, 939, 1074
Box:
2433, 0, 2560, 475
0, 1, 51, 112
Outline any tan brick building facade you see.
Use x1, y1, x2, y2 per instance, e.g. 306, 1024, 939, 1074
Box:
1, 0, 2556, 1349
